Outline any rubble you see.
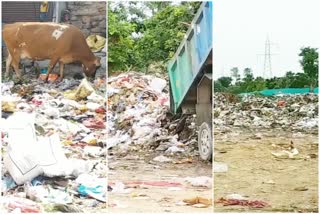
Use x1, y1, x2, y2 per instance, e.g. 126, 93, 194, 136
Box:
214, 93, 318, 133
1, 73, 106, 212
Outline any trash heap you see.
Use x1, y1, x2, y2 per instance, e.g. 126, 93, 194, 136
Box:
107, 72, 199, 160
214, 93, 318, 132
1, 77, 107, 213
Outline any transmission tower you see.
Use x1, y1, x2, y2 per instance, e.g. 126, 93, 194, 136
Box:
263, 36, 272, 78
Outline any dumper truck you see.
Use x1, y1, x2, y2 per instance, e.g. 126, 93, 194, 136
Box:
167, 1, 213, 160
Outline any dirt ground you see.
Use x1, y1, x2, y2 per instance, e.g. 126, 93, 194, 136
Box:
108, 152, 212, 213
214, 129, 318, 213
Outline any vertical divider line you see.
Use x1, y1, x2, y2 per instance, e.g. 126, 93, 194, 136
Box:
0, 0, 3, 197
105, 0, 109, 211
211, 0, 215, 212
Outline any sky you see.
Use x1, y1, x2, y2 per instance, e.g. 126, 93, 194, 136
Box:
213, 0, 320, 80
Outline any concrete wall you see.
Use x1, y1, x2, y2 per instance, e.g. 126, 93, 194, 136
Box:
66, 1, 106, 38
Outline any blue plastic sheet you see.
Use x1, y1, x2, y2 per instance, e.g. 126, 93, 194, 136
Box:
240, 87, 318, 96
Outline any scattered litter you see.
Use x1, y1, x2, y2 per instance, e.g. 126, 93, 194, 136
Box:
168, 187, 183, 191
216, 198, 269, 208
124, 181, 182, 187
149, 77, 167, 93
111, 181, 131, 194
214, 162, 228, 173
153, 155, 172, 162
294, 186, 308, 191
26, 185, 73, 204
2, 175, 17, 192
4, 197, 42, 213
271, 141, 299, 159
225, 194, 248, 200
185, 176, 212, 188
182, 197, 212, 208
131, 193, 150, 200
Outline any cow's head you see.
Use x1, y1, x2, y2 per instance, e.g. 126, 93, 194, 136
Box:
83, 56, 101, 79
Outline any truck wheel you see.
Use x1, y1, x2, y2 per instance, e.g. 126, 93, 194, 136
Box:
198, 122, 212, 161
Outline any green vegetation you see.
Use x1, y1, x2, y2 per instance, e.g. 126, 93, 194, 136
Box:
108, 2, 201, 73
215, 47, 319, 94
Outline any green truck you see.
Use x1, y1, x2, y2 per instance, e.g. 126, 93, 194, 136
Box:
167, 1, 213, 160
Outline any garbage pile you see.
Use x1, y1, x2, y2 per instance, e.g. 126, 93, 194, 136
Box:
107, 72, 199, 159
1, 77, 107, 213
214, 93, 318, 132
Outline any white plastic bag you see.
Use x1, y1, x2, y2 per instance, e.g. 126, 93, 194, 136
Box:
149, 77, 167, 93
4, 112, 75, 184
4, 113, 43, 185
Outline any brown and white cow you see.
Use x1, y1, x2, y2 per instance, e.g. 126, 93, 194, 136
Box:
2, 22, 101, 81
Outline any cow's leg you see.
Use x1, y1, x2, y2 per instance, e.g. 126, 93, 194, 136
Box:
11, 53, 22, 79
11, 61, 21, 79
5, 53, 13, 78
45, 58, 59, 82
58, 62, 64, 81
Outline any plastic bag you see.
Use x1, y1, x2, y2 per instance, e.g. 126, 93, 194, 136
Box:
86, 35, 106, 52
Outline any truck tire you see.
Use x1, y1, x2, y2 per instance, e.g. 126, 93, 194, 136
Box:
198, 122, 212, 161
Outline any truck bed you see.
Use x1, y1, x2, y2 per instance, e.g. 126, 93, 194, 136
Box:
167, 1, 213, 113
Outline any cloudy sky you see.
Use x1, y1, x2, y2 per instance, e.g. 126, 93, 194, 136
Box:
213, 0, 320, 79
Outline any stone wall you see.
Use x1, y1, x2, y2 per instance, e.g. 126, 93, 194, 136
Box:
67, 2, 106, 38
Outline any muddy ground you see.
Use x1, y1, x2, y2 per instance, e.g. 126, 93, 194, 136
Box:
214, 129, 318, 213
108, 149, 212, 213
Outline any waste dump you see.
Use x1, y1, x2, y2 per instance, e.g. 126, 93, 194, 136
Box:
214, 93, 318, 132
108, 72, 212, 212
107, 72, 199, 157
1, 74, 107, 213
214, 93, 318, 212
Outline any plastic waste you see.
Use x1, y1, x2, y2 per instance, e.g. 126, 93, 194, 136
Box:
26, 185, 73, 204
4, 112, 43, 185
86, 102, 101, 111
185, 176, 212, 188
182, 196, 212, 208
153, 155, 172, 162
111, 181, 131, 194
86, 35, 106, 52
2, 175, 17, 192
75, 174, 106, 201
149, 77, 167, 93
2, 101, 17, 112
4, 113, 82, 184
5, 196, 42, 213
83, 118, 105, 129
165, 146, 184, 154
78, 185, 103, 196
226, 193, 248, 200
64, 78, 95, 101
81, 133, 97, 145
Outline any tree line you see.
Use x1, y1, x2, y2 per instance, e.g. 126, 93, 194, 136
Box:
215, 47, 319, 94
108, 2, 201, 73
